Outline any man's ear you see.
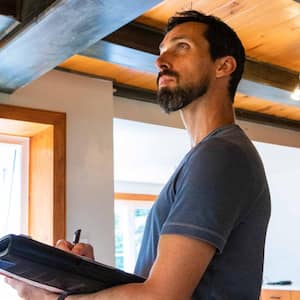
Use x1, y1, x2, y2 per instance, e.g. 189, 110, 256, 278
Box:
215, 56, 237, 78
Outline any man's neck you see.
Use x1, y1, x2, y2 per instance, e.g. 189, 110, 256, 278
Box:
180, 95, 235, 147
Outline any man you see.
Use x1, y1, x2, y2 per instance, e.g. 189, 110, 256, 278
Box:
5, 10, 271, 300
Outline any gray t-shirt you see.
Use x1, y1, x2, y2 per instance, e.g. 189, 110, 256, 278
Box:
134, 124, 271, 300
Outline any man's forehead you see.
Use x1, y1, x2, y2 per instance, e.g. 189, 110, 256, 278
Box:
166, 21, 207, 37
160, 22, 207, 49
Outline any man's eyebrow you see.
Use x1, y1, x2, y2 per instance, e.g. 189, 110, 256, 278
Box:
159, 36, 193, 51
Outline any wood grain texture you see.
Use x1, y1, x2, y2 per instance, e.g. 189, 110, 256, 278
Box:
234, 93, 300, 122
292, 291, 300, 300
137, 0, 300, 71
0, 118, 50, 137
0, 104, 66, 245
260, 289, 291, 300
59, 55, 157, 91
29, 126, 54, 245
115, 193, 157, 202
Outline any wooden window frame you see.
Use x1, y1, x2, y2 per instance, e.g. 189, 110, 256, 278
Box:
0, 103, 66, 244
115, 192, 157, 202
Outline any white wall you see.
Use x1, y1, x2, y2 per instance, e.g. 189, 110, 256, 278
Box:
0, 70, 115, 265
114, 96, 183, 129
254, 142, 300, 284
114, 95, 300, 148
114, 96, 300, 283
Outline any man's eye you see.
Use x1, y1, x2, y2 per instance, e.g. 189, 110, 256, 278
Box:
177, 42, 189, 49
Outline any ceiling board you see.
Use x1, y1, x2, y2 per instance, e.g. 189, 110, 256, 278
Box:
235, 93, 300, 121
59, 55, 157, 91
137, 0, 300, 71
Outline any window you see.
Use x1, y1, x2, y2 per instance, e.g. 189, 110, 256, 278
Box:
0, 103, 66, 245
114, 199, 153, 272
0, 104, 66, 299
0, 135, 29, 236
0, 134, 29, 300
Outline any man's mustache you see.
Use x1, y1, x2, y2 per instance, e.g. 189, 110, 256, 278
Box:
156, 70, 179, 86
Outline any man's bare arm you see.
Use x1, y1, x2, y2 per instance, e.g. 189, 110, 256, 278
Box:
68, 234, 216, 300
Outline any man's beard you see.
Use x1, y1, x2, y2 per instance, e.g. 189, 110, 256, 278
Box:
157, 70, 209, 113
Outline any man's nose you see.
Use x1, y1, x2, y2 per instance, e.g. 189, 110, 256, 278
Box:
155, 51, 172, 71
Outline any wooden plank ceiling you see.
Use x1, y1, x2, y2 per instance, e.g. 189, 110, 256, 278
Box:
59, 0, 300, 126
0, 0, 300, 127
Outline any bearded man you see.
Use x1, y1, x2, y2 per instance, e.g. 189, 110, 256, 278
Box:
6, 10, 270, 300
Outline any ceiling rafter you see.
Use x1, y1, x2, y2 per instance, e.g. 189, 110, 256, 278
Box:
113, 82, 300, 132
78, 22, 299, 107
0, 0, 163, 93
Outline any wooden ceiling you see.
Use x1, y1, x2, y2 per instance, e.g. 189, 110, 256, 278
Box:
138, 0, 300, 71
0, 0, 300, 129
59, 0, 300, 127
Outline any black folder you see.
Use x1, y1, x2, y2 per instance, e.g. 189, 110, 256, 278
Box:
0, 234, 145, 294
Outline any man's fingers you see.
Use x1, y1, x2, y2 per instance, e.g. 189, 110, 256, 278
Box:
5, 277, 28, 298
56, 239, 95, 259
4, 276, 16, 286
72, 243, 95, 260
4, 276, 55, 300
56, 239, 74, 252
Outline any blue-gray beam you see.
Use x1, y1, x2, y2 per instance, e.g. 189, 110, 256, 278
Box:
81, 23, 300, 107
0, 0, 163, 93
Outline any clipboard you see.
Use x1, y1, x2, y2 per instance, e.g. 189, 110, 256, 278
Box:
0, 234, 145, 294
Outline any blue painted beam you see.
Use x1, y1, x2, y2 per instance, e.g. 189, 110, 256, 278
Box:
80, 41, 158, 74
0, 0, 163, 93
80, 23, 300, 108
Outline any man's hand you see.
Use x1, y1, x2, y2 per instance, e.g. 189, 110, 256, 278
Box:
4, 277, 57, 300
56, 239, 95, 260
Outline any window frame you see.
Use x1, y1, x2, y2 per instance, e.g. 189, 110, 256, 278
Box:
114, 193, 156, 272
0, 103, 66, 244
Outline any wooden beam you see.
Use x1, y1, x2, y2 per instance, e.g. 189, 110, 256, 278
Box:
115, 192, 157, 202
0, 15, 19, 39
114, 82, 157, 103
0, 0, 22, 20
237, 79, 300, 108
235, 108, 300, 132
80, 41, 157, 74
113, 83, 300, 132
82, 22, 300, 107
0, 0, 22, 38
104, 22, 161, 55
0, 0, 163, 93
243, 59, 298, 92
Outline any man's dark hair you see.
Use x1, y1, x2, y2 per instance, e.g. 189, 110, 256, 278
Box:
166, 10, 245, 101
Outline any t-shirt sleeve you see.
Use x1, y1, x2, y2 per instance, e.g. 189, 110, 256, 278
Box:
161, 138, 253, 253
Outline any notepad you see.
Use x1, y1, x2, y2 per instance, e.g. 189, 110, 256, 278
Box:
0, 234, 145, 294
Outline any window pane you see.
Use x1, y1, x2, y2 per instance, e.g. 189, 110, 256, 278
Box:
0, 142, 22, 236
114, 201, 152, 272
0, 139, 28, 300
133, 208, 150, 255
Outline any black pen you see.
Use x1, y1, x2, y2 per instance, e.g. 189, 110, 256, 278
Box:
73, 229, 81, 244
266, 280, 292, 285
